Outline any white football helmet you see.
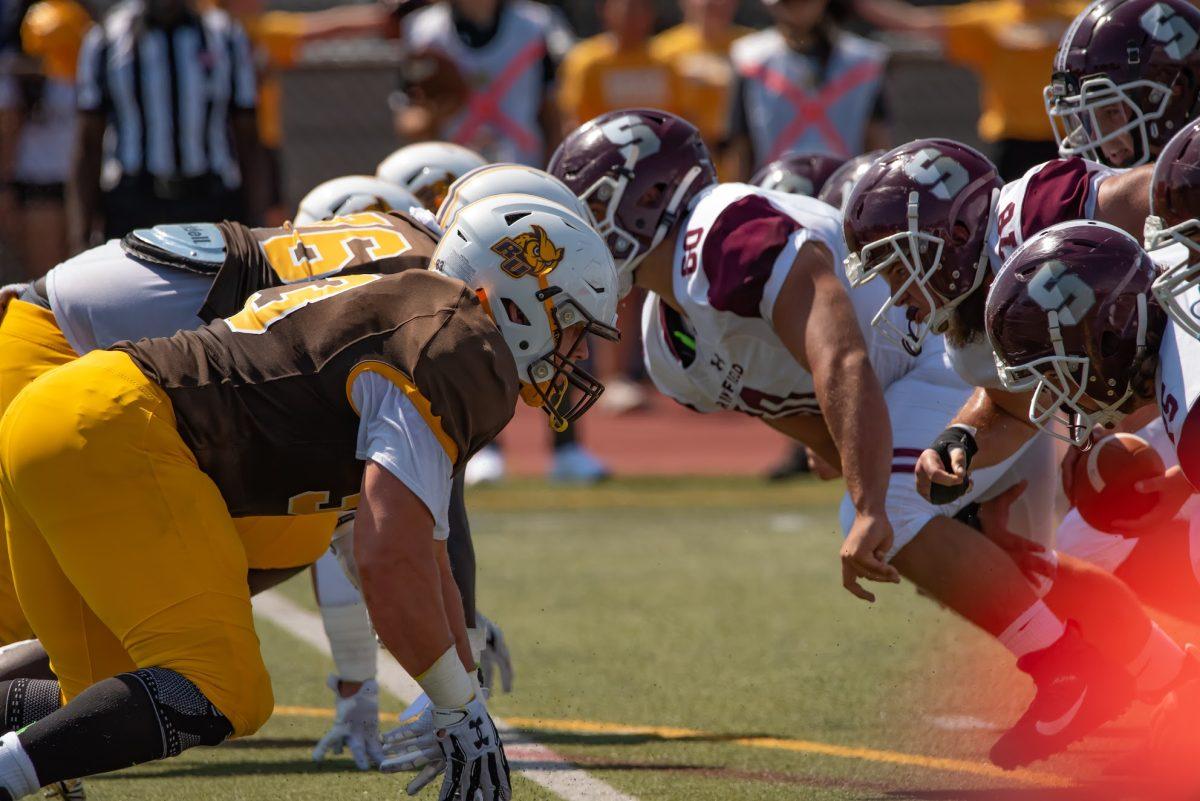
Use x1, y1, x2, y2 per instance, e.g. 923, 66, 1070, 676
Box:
436, 164, 593, 229
375, 142, 487, 212
295, 176, 421, 225
432, 194, 620, 430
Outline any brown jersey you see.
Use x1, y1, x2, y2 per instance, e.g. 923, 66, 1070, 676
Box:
200, 211, 440, 321
116, 269, 517, 518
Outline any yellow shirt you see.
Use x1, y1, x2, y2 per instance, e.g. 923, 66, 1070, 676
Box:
650, 23, 750, 146
942, 0, 1086, 142
557, 34, 685, 126
240, 12, 307, 149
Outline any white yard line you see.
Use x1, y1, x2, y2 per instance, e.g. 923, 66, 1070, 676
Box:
253, 590, 641, 801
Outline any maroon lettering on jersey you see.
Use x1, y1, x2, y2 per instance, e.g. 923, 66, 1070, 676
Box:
738, 385, 819, 417
1019, 158, 1093, 241
702, 195, 800, 318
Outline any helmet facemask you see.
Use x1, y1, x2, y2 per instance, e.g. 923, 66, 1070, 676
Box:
1044, 72, 1172, 167
995, 295, 1148, 448
521, 293, 620, 431
580, 140, 705, 298
1147, 213, 1200, 339
844, 190, 989, 354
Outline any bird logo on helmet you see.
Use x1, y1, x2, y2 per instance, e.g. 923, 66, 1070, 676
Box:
986, 220, 1166, 447
548, 109, 717, 297
842, 139, 1001, 354
1045, 0, 1200, 167
433, 194, 620, 431
1146, 117, 1200, 339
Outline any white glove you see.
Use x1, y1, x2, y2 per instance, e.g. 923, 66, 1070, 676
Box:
381, 693, 439, 774
312, 676, 385, 770
477, 613, 514, 694
405, 695, 511, 800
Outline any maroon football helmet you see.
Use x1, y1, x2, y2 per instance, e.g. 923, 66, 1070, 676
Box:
750, 152, 846, 197
986, 220, 1165, 447
1046, 0, 1200, 167
842, 139, 1001, 353
816, 149, 885, 212
548, 109, 717, 296
1148, 116, 1200, 338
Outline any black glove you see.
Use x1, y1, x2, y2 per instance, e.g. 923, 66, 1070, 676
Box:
928, 425, 978, 505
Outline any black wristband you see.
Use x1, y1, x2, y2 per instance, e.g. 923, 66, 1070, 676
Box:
928, 425, 978, 505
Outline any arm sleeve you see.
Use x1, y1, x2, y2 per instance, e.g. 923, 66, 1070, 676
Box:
75, 24, 106, 112
351, 370, 453, 540
228, 21, 258, 110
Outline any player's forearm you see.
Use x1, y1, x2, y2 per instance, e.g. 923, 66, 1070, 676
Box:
437, 546, 475, 673
819, 348, 892, 515
950, 387, 1035, 469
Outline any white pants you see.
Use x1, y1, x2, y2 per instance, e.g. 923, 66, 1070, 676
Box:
838, 346, 1058, 566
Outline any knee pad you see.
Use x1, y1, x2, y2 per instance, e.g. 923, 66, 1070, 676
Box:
0, 678, 60, 732
125, 668, 233, 756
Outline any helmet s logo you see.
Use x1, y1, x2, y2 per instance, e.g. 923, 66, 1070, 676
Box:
1028, 261, 1096, 326
492, 225, 565, 279
903, 148, 969, 201
599, 115, 662, 163
1141, 3, 1199, 59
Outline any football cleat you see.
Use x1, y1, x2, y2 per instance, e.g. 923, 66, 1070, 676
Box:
990, 622, 1134, 769
43, 779, 84, 800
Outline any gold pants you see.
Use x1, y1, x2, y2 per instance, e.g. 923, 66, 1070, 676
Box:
0, 346, 331, 736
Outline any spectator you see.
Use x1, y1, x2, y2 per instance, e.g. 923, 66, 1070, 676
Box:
215, 0, 397, 225
723, 0, 891, 177
856, 0, 1085, 179
650, 0, 749, 156
557, 0, 684, 130
395, 0, 573, 166
68, 0, 261, 252
0, 0, 90, 278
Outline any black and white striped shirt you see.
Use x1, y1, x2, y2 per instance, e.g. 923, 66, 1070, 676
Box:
76, 0, 257, 188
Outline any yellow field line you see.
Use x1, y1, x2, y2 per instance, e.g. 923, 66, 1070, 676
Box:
271, 705, 1070, 787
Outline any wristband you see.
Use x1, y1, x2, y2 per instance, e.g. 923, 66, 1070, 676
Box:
929, 424, 978, 505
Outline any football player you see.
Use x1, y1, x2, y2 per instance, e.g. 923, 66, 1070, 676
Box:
548, 109, 1127, 769
1045, 0, 1200, 169
814, 149, 886, 213
0, 195, 618, 800
375, 141, 488, 212
843, 140, 1196, 766
750, 152, 847, 197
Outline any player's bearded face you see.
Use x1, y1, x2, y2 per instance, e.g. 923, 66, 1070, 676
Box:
881, 261, 933, 322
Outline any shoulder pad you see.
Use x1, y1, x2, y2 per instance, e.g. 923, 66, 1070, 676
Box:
121, 223, 227, 275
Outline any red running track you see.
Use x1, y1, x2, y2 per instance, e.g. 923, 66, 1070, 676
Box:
497, 393, 793, 476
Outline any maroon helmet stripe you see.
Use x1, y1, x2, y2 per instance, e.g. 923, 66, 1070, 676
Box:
1019, 159, 1093, 240
702, 195, 799, 318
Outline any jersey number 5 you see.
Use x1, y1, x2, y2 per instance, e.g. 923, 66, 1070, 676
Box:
225, 274, 381, 334
260, 212, 413, 283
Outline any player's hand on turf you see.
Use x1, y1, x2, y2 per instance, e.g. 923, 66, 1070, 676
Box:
381, 693, 441, 773
977, 481, 1056, 584
1110, 465, 1194, 535
915, 446, 970, 502
405, 695, 511, 800
477, 613, 514, 694
839, 512, 900, 603
312, 676, 386, 770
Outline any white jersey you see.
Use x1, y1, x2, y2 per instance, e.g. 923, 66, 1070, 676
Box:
946, 157, 1120, 389
1156, 284, 1200, 489
641, 183, 915, 419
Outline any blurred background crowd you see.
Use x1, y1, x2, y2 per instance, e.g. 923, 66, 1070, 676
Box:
0, 0, 1086, 479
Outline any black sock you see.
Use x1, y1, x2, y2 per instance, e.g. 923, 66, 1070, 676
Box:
17, 668, 231, 786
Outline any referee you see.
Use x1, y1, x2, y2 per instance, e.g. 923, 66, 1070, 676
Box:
67, 0, 262, 252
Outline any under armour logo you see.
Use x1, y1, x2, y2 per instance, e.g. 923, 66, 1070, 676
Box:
469, 717, 490, 750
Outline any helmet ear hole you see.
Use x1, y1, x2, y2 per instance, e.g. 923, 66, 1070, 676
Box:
1100, 329, 1123, 359
502, 298, 532, 326
950, 221, 971, 247
636, 183, 668, 211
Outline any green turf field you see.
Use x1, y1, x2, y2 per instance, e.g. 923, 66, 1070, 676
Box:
87, 477, 1150, 800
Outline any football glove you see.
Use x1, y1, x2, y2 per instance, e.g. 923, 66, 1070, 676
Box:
381, 693, 439, 774
477, 613, 514, 694
311, 676, 385, 770
410, 695, 510, 801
